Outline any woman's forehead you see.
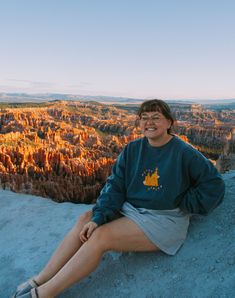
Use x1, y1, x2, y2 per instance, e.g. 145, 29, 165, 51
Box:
140, 110, 163, 116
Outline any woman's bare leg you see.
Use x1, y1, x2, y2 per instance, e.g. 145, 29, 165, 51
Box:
34, 210, 92, 285
37, 216, 159, 298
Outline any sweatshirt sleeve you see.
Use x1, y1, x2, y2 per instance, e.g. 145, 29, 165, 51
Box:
178, 149, 225, 215
91, 147, 127, 226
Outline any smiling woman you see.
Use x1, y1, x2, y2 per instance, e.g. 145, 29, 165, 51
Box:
136, 99, 175, 147
12, 99, 225, 298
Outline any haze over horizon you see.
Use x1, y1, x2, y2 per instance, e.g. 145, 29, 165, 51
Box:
1, 0, 235, 100
1, 91, 235, 105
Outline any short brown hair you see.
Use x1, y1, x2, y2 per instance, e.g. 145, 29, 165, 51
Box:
137, 99, 174, 134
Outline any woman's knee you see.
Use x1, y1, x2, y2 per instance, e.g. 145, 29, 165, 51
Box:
89, 225, 112, 252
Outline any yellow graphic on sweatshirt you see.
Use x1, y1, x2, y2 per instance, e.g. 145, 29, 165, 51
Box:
143, 167, 160, 187
143, 168, 160, 186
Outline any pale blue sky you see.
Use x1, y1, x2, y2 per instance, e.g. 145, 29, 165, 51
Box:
0, 0, 235, 99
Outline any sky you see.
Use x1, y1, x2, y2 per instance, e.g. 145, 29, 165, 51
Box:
0, 0, 235, 100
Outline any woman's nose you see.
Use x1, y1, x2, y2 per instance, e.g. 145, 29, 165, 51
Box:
145, 117, 154, 124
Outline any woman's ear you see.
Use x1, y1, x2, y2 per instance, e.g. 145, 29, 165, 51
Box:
168, 119, 173, 127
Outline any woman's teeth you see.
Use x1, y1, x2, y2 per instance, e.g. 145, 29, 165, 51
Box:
146, 128, 156, 131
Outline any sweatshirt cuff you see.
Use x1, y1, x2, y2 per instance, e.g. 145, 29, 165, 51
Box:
91, 214, 105, 226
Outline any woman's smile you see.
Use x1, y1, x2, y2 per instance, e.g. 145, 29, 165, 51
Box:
145, 127, 157, 131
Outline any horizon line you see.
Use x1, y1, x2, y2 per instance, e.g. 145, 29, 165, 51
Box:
0, 91, 235, 102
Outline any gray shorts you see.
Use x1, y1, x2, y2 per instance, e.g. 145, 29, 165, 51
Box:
120, 201, 190, 255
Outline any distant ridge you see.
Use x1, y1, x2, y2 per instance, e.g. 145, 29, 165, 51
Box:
0, 92, 235, 105
0, 93, 144, 104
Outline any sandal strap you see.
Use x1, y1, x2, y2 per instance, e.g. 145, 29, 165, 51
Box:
17, 278, 38, 291
29, 279, 39, 287
31, 287, 39, 298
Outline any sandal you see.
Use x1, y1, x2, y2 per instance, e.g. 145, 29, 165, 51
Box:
13, 287, 39, 298
31, 288, 39, 298
12, 278, 38, 297
14, 288, 39, 298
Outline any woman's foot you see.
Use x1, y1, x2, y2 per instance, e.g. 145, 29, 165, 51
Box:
17, 288, 39, 297
13, 278, 39, 297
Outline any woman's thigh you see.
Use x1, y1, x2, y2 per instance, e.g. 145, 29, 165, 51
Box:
96, 216, 159, 253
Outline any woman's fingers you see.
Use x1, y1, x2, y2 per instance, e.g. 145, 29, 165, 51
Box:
80, 225, 88, 242
87, 222, 97, 238
80, 222, 98, 243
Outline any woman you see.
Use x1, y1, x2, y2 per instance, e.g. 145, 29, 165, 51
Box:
13, 99, 225, 298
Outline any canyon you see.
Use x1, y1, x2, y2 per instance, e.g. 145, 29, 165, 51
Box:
0, 100, 234, 203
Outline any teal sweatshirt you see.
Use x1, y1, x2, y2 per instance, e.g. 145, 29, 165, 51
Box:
91, 136, 225, 226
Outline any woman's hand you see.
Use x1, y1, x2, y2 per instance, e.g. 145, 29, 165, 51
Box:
80, 221, 98, 243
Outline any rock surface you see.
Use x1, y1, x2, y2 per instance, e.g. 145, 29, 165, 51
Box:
0, 171, 235, 298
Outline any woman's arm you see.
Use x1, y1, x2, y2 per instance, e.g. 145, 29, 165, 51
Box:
178, 150, 225, 215
91, 147, 127, 226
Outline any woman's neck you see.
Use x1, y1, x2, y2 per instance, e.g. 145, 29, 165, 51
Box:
147, 134, 173, 147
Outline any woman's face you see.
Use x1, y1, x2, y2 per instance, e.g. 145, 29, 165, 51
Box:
139, 111, 172, 141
